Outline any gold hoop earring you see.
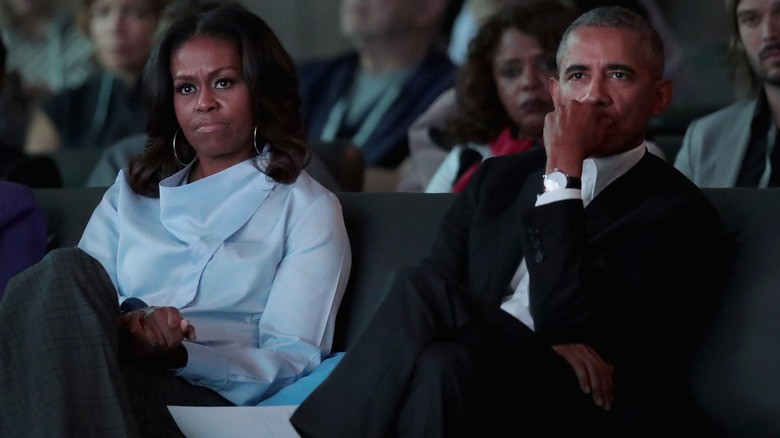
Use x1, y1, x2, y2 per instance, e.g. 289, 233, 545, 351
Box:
173, 129, 194, 167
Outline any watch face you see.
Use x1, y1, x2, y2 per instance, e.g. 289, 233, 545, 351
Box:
544, 171, 567, 192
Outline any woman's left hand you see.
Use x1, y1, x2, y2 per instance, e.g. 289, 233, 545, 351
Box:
119, 306, 195, 369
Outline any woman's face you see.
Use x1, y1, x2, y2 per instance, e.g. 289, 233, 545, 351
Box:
90, 0, 158, 76
171, 36, 256, 176
492, 28, 556, 139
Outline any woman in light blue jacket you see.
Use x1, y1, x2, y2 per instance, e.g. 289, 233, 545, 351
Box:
0, 5, 351, 437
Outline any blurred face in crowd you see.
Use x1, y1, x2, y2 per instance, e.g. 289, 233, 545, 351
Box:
340, 0, 421, 42
171, 36, 255, 176
6, 0, 51, 18
493, 28, 556, 139
551, 26, 671, 157
90, 0, 158, 76
736, 0, 780, 86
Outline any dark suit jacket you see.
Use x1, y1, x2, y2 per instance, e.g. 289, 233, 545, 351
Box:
297, 51, 456, 168
424, 146, 722, 432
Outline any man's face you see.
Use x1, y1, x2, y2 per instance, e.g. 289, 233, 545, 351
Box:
551, 26, 671, 157
736, 0, 780, 87
340, 0, 418, 43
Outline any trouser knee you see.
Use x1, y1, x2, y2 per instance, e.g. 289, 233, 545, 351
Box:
384, 265, 462, 304
414, 342, 477, 384
3, 247, 117, 318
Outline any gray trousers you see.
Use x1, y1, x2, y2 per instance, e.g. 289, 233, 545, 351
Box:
0, 248, 232, 438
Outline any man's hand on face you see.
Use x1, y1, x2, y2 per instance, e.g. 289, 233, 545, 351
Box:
552, 343, 614, 411
543, 96, 613, 176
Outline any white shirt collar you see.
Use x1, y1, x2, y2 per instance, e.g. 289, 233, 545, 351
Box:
536, 141, 647, 208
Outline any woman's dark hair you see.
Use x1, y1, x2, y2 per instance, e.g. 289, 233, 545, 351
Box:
446, 1, 577, 145
128, 3, 309, 197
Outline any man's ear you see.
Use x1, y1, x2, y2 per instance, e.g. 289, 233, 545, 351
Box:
651, 79, 673, 117
550, 77, 560, 110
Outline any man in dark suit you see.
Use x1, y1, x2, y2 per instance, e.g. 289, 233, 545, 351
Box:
291, 6, 721, 437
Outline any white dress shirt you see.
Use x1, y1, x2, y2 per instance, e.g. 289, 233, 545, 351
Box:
78, 156, 351, 406
425, 143, 492, 193
500, 142, 647, 329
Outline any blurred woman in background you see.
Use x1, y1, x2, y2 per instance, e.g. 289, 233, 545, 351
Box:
0, 0, 93, 99
425, 2, 577, 192
24, 0, 166, 153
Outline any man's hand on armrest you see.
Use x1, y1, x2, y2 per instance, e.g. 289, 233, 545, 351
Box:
552, 343, 614, 411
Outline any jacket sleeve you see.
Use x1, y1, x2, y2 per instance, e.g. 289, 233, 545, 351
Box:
521, 184, 721, 354
78, 177, 122, 291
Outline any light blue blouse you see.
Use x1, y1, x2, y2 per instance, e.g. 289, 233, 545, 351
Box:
78, 157, 351, 406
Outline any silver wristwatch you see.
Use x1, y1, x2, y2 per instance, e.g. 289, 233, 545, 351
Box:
543, 169, 582, 193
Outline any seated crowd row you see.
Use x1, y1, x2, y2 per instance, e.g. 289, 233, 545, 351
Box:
0, 0, 758, 193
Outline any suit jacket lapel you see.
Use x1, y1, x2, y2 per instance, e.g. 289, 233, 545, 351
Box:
719, 99, 756, 186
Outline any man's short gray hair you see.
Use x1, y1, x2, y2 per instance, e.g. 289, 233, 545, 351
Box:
556, 6, 665, 79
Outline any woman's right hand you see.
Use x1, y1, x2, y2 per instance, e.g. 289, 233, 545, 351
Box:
119, 306, 195, 369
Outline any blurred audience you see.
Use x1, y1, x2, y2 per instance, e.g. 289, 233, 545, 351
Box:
0, 0, 92, 159
0, 0, 93, 101
297, 0, 457, 181
23, 0, 166, 154
447, 0, 527, 65
675, 0, 780, 188
0, 31, 62, 187
425, 2, 576, 193
86, 132, 344, 192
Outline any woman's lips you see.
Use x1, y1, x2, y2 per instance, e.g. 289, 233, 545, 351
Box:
195, 122, 227, 133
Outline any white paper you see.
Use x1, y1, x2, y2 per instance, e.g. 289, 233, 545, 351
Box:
168, 405, 301, 438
